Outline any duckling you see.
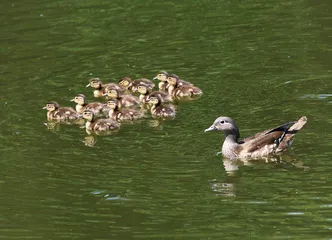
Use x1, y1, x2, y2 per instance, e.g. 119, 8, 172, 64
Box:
153, 71, 169, 91
118, 77, 155, 92
43, 101, 81, 121
86, 78, 123, 97
147, 96, 175, 118
103, 88, 139, 108
106, 99, 144, 121
137, 84, 173, 103
82, 110, 120, 132
70, 94, 105, 115
205, 116, 307, 159
167, 74, 202, 97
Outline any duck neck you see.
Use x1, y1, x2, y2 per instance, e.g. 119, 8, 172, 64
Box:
76, 104, 84, 113
168, 85, 175, 95
85, 120, 92, 130
139, 93, 147, 102
222, 131, 240, 159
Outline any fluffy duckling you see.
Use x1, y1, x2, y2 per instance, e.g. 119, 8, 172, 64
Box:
147, 96, 175, 118
43, 101, 81, 121
137, 84, 173, 103
205, 116, 307, 159
86, 78, 123, 97
106, 99, 144, 121
103, 88, 139, 107
153, 71, 169, 91
82, 110, 120, 132
118, 77, 155, 92
70, 94, 105, 115
167, 74, 202, 97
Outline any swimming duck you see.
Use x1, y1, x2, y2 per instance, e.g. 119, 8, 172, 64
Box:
70, 94, 105, 115
167, 74, 202, 97
103, 88, 139, 107
153, 71, 169, 91
43, 101, 81, 121
147, 96, 175, 118
106, 99, 144, 121
205, 116, 307, 159
137, 84, 173, 103
118, 77, 155, 92
86, 78, 123, 97
82, 110, 120, 132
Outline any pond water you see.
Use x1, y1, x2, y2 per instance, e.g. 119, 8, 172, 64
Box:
1, 0, 331, 239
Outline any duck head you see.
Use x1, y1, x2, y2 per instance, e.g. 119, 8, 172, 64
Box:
153, 71, 168, 82
86, 78, 102, 88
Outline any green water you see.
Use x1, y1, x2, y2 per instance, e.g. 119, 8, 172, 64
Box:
1, 0, 331, 239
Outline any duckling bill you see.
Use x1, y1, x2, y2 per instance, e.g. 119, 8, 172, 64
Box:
205, 116, 307, 159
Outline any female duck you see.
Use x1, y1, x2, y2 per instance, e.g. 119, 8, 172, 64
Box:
86, 78, 123, 97
70, 94, 105, 115
106, 99, 144, 121
103, 88, 139, 108
147, 96, 175, 118
205, 116, 307, 159
43, 101, 81, 121
167, 74, 202, 98
82, 110, 120, 132
137, 84, 173, 103
118, 77, 155, 92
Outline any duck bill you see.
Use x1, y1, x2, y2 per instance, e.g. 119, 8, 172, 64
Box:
204, 125, 216, 132
153, 77, 158, 80
86, 83, 91, 87
70, 98, 75, 102
42, 106, 47, 109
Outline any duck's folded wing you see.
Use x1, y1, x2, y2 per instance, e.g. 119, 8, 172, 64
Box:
240, 120, 300, 153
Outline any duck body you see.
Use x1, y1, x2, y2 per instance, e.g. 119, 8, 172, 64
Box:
43, 101, 81, 121
205, 116, 307, 159
106, 99, 144, 121
147, 96, 175, 118
86, 78, 123, 97
108, 108, 144, 121
167, 74, 202, 98
151, 103, 175, 118
103, 88, 139, 107
83, 110, 120, 132
118, 77, 155, 92
71, 94, 105, 115
137, 84, 172, 104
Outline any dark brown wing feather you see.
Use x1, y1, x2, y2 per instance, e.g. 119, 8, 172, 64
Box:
240, 119, 305, 153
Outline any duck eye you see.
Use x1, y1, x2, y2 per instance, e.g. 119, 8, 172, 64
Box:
220, 120, 224, 124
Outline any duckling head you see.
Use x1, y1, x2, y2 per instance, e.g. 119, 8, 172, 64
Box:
106, 99, 118, 109
43, 101, 60, 111
147, 96, 160, 105
86, 78, 102, 88
118, 77, 132, 89
104, 88, 119, 98
167, 74, 179, 86
153, 71, 168, 82
82, 110, 94, 122
205, 117, 239, 134
137, 84, 150, 95
70, 94, 86, 105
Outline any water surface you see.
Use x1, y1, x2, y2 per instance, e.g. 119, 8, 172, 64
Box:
1, 0, 331, 239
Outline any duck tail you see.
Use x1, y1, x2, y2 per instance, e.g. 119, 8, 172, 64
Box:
276, 116, 307, 152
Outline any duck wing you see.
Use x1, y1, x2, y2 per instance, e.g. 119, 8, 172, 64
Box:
240, 118, 305, 153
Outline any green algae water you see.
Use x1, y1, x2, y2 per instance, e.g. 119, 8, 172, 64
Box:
1, 0, 331, 239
